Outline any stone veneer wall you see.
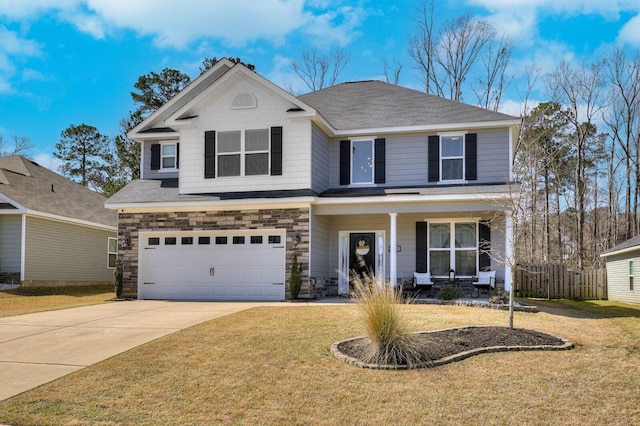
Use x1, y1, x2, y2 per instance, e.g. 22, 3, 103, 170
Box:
117, 208, 312, 299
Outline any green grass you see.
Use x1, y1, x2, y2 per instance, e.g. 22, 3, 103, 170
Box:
0, 299, 639, 425
0, 285, 114, 317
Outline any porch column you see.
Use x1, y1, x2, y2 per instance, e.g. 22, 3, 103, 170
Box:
505, 210, 513, 292
389, 213, 398, 287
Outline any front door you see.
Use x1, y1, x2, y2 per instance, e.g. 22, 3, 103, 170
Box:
349, 232, 376, 282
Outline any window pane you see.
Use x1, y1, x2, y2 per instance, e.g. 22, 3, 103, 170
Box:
246, 129, 269, 151
245, 153, 268, 175
162, 157, 175, 168
108, 253, 117, 268
233, 236, 245, 244
251, 236, 263, 244
148, 237, 160, 245
430, 251, 450, 275
442, 159, 463, 180
218, 131, 241, 153
442, 136, 463, 156
352, 140, 373, 184
181, 237, 193, 245
162, 144, 175, 155
108, 238, 117, 252
218, 154, 241, 176
630, 261, 634, 276
429, 223, 450, 248
268, 235, 281, 244
455, 223, 476, 248
215, 237, 227, 245
198, 237, 211, 245
165, 237, 176, 245
455, 250, 476, 275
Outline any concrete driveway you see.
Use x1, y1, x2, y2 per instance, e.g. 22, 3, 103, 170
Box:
0, 300, 277, 401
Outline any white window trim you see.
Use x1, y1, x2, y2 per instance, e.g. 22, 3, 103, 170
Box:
159, 141, 178, 172
427, 219, 479, 278
438, 133, 466, 183
216, 129, 270, 178
349, 137, 376, 186
107, 237, 117, 269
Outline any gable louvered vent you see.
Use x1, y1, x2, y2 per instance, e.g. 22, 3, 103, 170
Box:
231, 92, 257, 109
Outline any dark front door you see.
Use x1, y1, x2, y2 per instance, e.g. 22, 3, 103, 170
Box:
349, 232, 376, 281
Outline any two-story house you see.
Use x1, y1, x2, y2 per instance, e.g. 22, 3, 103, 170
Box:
106, 58, 519, 301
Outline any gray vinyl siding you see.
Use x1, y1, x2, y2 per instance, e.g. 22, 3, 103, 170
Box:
309, 212, 330, 277
23, 216, 116, 282
141, 140, 179, 180
605, 253, 640, 304
311, 124, 330, 193
320, 213, 505, 282
327, 128, 511, 188
0, 215, 22, 273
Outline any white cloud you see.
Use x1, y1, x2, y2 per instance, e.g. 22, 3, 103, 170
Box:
617, 13, 640, 47
468, 0, 636, 17
0, 25, 43, 93
0, 1, 365, 50
32, 152, 64, 173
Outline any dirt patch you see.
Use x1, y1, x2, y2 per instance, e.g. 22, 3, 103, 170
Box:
333, 326, 573, 369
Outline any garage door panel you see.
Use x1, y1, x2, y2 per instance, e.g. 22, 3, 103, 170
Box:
140, 231, 285, 301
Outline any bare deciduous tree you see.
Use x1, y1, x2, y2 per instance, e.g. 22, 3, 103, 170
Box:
291, 48, 350, 92
408, 1, 510, 106
0, 135, 33, 157
382, 58, 403, 85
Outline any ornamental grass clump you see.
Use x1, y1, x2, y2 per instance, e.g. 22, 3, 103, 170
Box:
351, 270, 432, 368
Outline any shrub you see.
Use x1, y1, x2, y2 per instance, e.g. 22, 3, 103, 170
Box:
351, 270, 432, 368
289, 255, 303, 299
489, 290, 509, 304
436, 285, 462, 300
113, 258, 124, 299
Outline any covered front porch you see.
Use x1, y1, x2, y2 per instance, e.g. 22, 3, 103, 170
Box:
304, 187, 514, 299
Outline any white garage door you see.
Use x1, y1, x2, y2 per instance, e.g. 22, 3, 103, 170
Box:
139, 230, 286, 301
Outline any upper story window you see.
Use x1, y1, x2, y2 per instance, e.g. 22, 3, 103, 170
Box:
150, 141, 179, 172
428, 133, 477, 183
204, 127, 282, 179
340, 138, 385, 186
351, 140, 374, 184
441, 135, 464, 181
217, 129, 269, 177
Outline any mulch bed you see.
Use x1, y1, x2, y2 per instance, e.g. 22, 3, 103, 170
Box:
332, 326, 573, 369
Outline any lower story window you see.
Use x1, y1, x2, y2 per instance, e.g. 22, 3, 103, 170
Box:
108, 237, 117, 268
428, 222, 477, 276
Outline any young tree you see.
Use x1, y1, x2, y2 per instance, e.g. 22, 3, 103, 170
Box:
291, 48, 350, 91
54, 124, 113, 191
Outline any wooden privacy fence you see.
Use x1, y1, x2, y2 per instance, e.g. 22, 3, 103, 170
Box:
514, 264, 608, 300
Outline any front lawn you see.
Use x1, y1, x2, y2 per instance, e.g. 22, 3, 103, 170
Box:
0, 285, 114, 317
1, 300, 639, 425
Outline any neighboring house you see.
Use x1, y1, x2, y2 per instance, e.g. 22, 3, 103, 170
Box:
0, 156, 117, 286
106, 58, 520, 301
601, 235, 640, 305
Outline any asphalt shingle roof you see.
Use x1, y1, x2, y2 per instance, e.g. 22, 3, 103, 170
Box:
0, 156, 116, 227
298, 80, 517, 131
602, 234, 640, 256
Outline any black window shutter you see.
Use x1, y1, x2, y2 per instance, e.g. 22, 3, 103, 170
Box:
374, 138, 386, 184
150, 144, 160, 170
416, 222, 428, 273
339, 140, 350, 185
176, 143, 179, 168
204, 131, 216, 179
271, 126, 283, 176
428, 135, 439, 182
479, 220, 491, 271
465, 133, 477, 181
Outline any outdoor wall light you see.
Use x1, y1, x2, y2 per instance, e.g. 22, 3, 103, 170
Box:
292, 235, 300, 248
120, 235, 130, 249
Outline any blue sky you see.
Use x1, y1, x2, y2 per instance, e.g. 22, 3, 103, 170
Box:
1, 0, 640, 170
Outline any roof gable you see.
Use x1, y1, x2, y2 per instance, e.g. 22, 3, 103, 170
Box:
298, 80, 519, 132
0, 156, 116, 227
129, 60, 314, 139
